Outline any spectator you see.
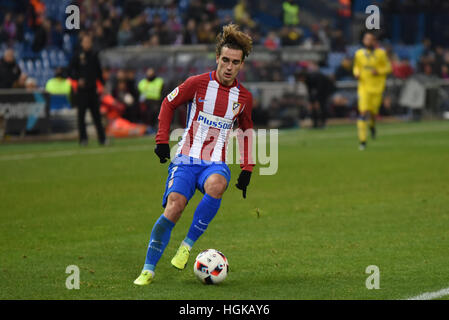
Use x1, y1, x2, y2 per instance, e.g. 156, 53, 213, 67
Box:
67, 34, 106, 146
310, 23, 330, 47
336, 0, 352, 42
93, 25, 109, 51
138, 68, 164, 127
234, 0, 256, 29
166, 13, 183, 45
282, 0, 300, 27
32, 18, 51, 52
279, 26, 302, 46
297, 62, 336, 129
330, 29, 346, 52
25, 77, 38, 91
2, 13, 16, 43
45, 67, 71, 96
0, 49, 21, 89
50, 21, 64, 48
197, 21, 216, 44
182, 19, 198, 45
149, 14, 172, 45
14, 14, 25, 42
29, 0, 46, 29
102, 18, 118, 48
392, 57, 414, 80
433, 46, 445, 75
263, 31, 280, 50
131, 13, 151, 45
114, 78, 139, 123
118, 18, 133, 46
335, 57, 354, 81
184, 0, 206, 24
441, 64, 449, 80
330, 93, 351, 118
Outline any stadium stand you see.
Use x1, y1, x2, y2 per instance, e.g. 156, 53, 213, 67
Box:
1, 0, 449, 134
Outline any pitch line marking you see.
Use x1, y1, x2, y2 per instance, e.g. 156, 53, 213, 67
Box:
281, 125, 449, 144
1, 123, 447, 161
405, 287, 449, 300
0, 145, 152, 161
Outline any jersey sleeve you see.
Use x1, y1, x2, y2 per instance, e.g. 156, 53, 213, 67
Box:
155, 75, 199, 144
237, 92, 255, 172
376, 50, 392, 76
353, 51, 361, 78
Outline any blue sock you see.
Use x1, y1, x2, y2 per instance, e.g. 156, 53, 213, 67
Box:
143, 214, 175, 272
184, 193, 221, 248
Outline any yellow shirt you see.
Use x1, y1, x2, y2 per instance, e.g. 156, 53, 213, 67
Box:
283, 2, 300, 26
353, 47, 392, 94
45, 78, 71, 96
138, 77, 164, 101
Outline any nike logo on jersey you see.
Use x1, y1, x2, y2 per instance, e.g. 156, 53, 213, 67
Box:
198, 97, 206, 103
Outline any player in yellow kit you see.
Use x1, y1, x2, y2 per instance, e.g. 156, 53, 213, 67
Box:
353, 32, 392, 150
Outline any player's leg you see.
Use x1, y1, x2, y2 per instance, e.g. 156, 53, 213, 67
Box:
357, 90, 369, 150
310, 101, 319, 129
369, 110, 376, 139
134, 164, 195, 285
369, 93, 383, 140
319, 98, 328, 128
88, 90, 106, 145
183, 173, 227, 246
134, 193, 186, 285
77, 91, 88, 145
171, 165, 230, 270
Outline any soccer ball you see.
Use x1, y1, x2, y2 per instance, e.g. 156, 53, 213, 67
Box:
193, 249, 229, 284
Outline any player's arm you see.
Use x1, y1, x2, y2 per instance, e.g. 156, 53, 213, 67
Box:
375, 50, 392, 76
235, 93, 255, 199
353, 51, 361, 80
154, 76, 197, 163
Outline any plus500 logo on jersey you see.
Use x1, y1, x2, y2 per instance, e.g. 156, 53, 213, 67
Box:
197, 111, 233, 129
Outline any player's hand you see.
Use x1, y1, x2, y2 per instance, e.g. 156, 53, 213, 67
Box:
154, 144, 170, 163
235, 170, 252, 199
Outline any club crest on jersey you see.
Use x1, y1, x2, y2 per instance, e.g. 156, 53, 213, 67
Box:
232, 102, 242, 115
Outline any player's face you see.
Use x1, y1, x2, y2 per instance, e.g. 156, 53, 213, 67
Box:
363, 33, 376, 49
216, 47, 244, 86
81, 37, 93, 51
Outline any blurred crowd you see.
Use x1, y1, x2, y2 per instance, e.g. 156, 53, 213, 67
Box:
1, 0, 449, 131
0, 0, 348, 52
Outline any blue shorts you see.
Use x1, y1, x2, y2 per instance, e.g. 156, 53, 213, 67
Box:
162, 154, 231, 208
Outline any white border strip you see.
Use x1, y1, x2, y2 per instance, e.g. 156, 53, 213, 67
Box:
406, 287, 449, 300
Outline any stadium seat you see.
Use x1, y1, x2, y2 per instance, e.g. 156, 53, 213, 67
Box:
328, 52, 346, 69
346, 45, 360, 58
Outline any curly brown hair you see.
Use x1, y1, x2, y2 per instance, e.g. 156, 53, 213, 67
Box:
215, 23, 253, 61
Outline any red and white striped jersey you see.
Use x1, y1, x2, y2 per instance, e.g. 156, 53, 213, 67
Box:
156, 71, 254, 171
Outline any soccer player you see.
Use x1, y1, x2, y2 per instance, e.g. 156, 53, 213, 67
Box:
353, 32, 391, 150
134, 24, 255, 285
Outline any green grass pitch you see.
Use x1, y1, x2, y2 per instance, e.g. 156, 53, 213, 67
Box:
0, 120, 448, 299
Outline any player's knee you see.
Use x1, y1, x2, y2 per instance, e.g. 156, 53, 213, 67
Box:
359, 111, 369, 120
164, 192, 187, 222
204, 174, 227, 199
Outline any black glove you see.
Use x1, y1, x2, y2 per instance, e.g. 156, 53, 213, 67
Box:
235, 170, 252, 199
154, 144, 170, 163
